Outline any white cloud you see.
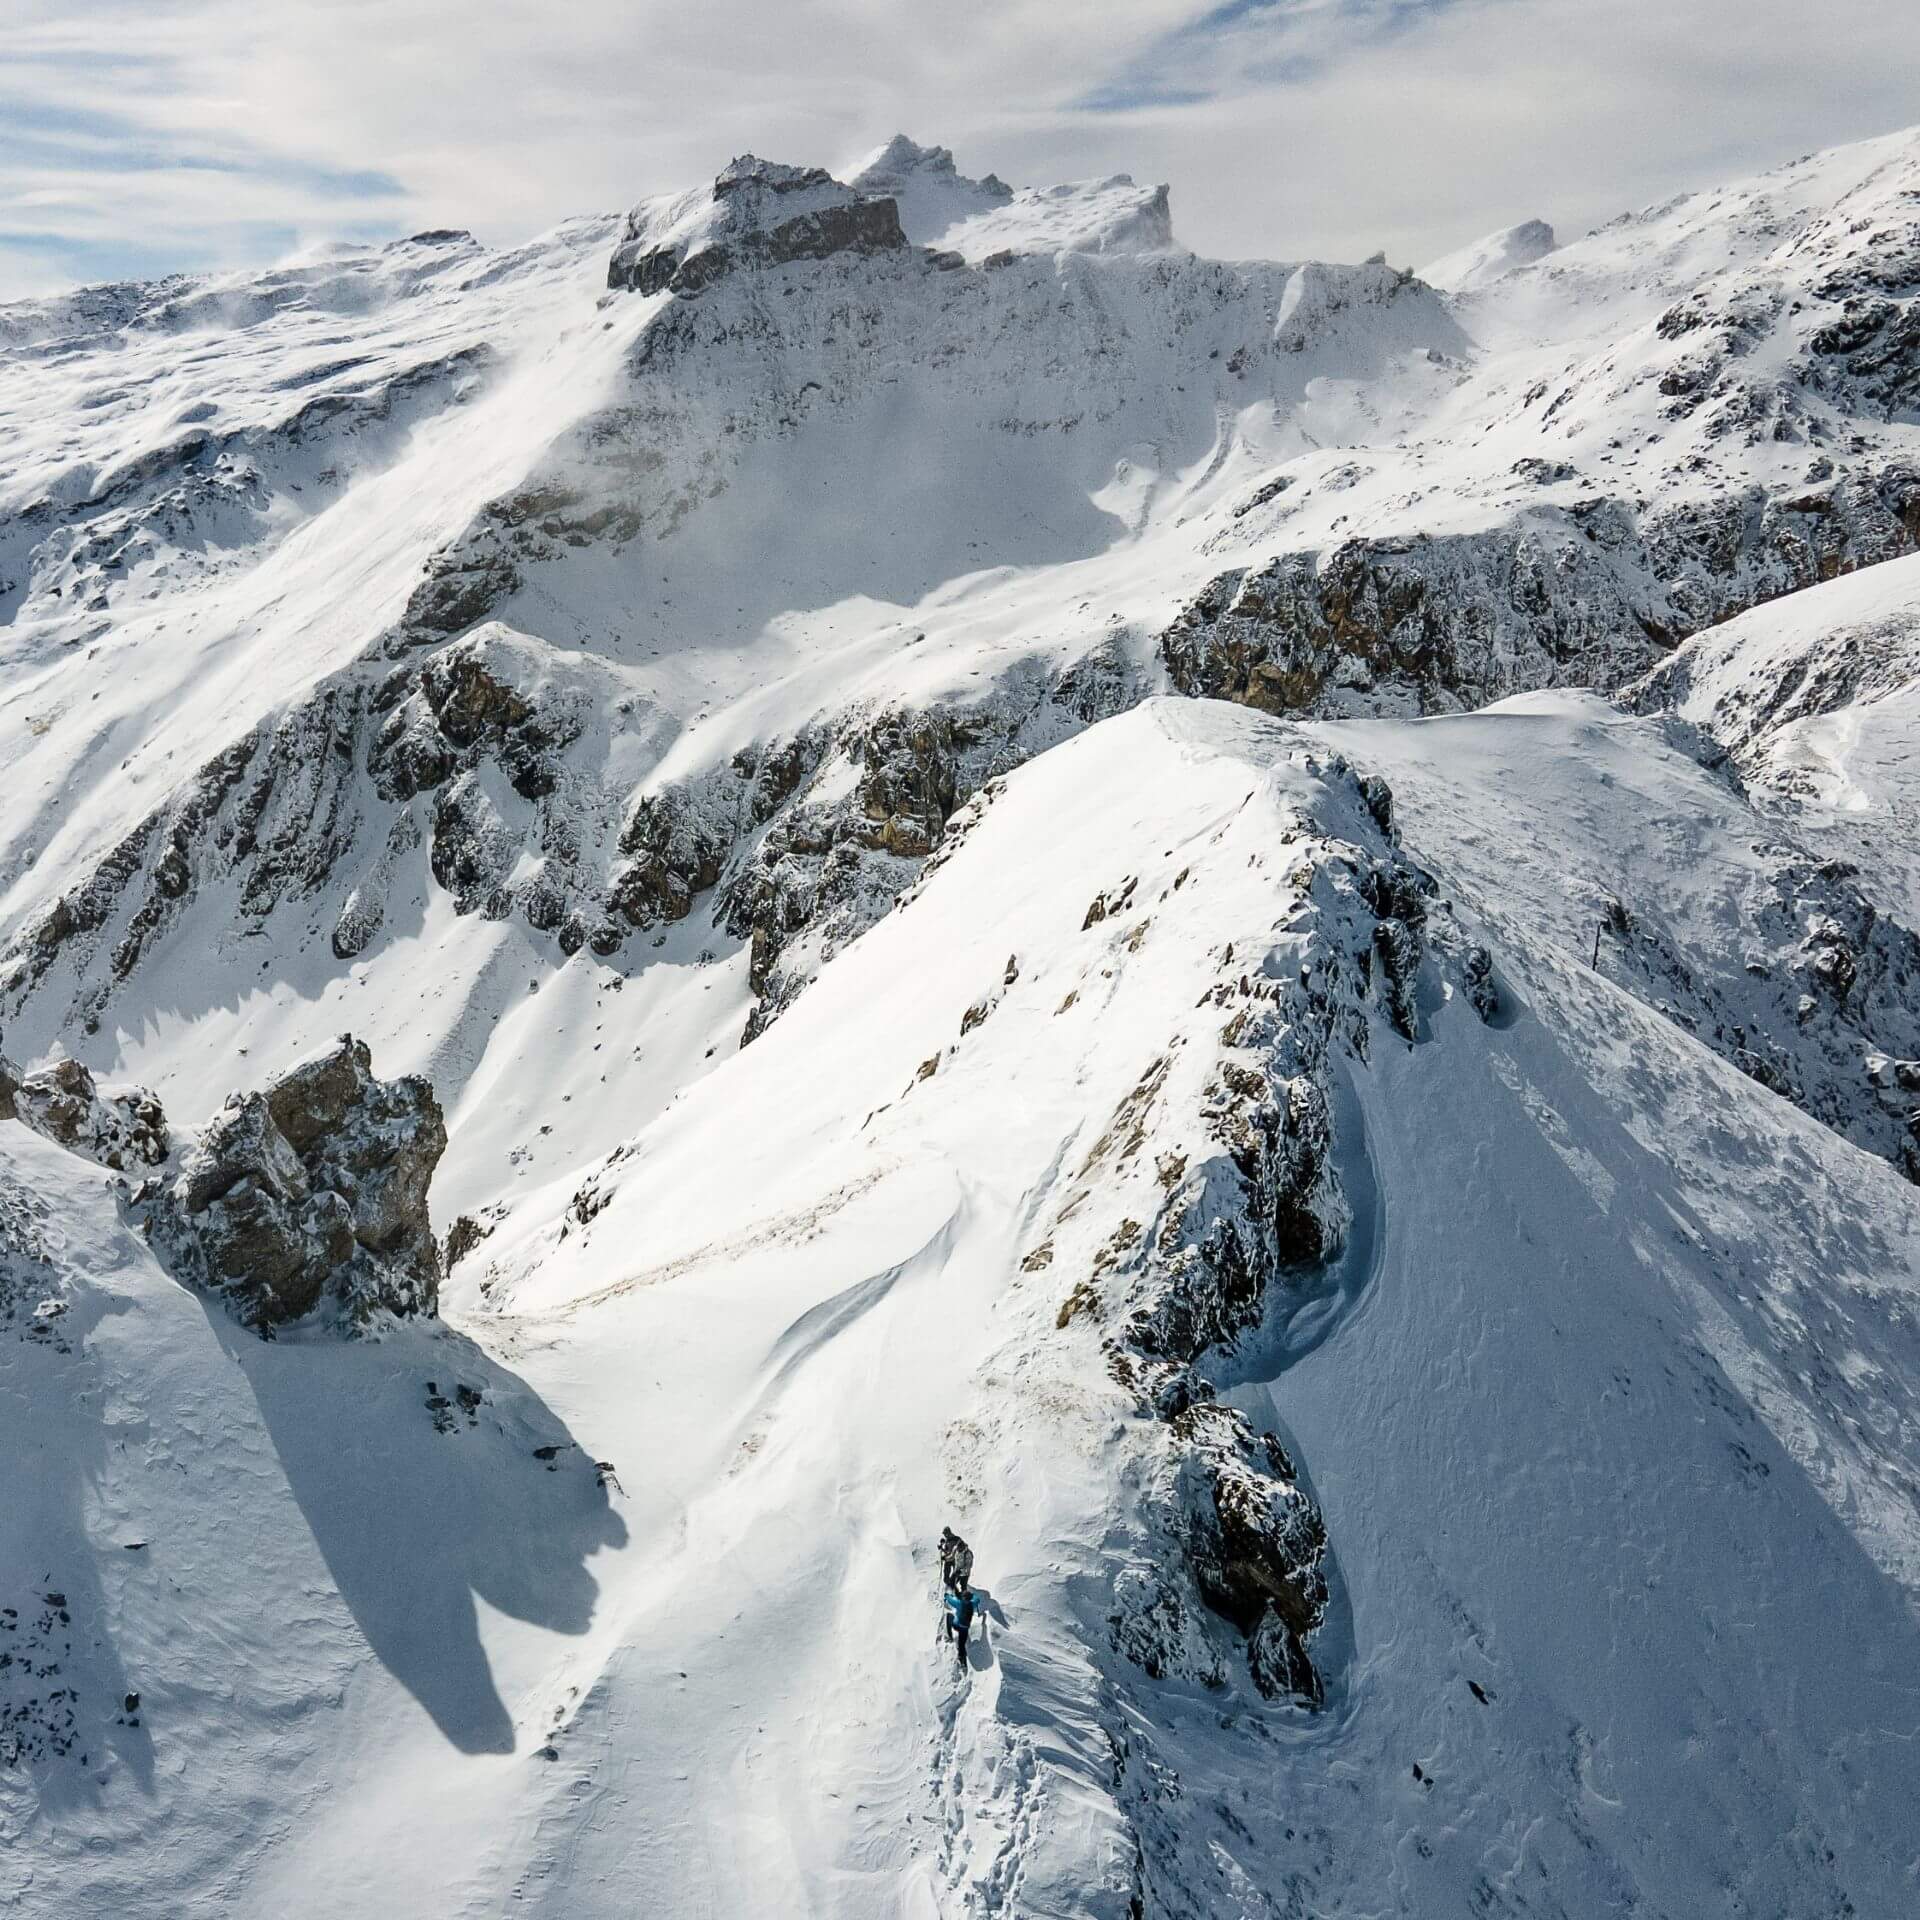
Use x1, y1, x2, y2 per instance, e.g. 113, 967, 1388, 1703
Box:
0, 0, 1913, 299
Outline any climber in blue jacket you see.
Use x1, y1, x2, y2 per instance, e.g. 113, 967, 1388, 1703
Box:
943, 1583, 976, 1666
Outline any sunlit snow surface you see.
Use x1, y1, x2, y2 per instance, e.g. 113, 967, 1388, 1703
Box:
4, 126, 1920, 1918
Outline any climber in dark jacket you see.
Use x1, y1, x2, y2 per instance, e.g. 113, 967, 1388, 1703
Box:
938, 1526, 974, 1595
943, 1584, 976, 1665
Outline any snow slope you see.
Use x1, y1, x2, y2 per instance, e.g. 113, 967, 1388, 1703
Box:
1624, 549, 1920, 913
7, 123, 1920, 1918
8, 698, 1920, 1916
1419, 218, 1557, 293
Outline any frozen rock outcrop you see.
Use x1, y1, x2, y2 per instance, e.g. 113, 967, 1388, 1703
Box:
607, 155, 909, 296
145, 1035, 446, 1334
1171, 1401, 1329, 1702
8, 1057, 169, 1172
1162, 466, 1920, 720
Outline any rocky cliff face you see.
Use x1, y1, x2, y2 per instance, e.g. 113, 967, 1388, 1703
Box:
1163, 464, 1920, 717
141, 1035, 446, 1333
608, 155, 913, 297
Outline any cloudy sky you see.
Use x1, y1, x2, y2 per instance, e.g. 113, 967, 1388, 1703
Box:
3, 0, 1915, 298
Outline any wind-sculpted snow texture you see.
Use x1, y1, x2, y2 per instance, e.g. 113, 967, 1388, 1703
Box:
6, 125, 1920, 1918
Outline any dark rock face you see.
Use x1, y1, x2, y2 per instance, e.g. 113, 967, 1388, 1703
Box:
1172, 1403, 1329, 1704
147, 1035, 445, 1334
0, 1049, 18, 1123
0, 621, 644, 1025
9, 1058, 168, 1171
1161, 466, 1920, 718
1464, 945, 1501, 1022
2, 684, 370, 1033
607, 155, 909, 298
364, 631, 616, 946
723, 650, 1142, 1041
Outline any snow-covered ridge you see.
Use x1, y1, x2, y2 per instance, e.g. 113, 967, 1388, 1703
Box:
848, 134, 1177, 262
606, 153, 910, 295
9, 690, 1920, 1914
1622, 548, 1920, 914
7, 125, 1920, 1913
605, 136, 1178, 298
1419, 216, 1556, 292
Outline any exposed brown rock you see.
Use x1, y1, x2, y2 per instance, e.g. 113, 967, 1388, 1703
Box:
10, 1057, 168, 1171
147, 1035, 445, 1334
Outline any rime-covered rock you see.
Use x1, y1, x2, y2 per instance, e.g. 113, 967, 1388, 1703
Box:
1162, 466, 1920, 720
608, 155, 909, 297
147, 1035, 446, 1333
9, 1057, 168, 1172
1171, 1402, 1329, 1704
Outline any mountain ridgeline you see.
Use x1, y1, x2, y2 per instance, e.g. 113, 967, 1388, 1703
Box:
3, 129, 1920, 1918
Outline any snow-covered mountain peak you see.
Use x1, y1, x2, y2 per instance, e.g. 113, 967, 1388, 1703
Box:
609, 135, 1180, 295
7, 119, 1920, 1917
851, 131, 1178, 259
1419, 215, 1556, 291
606, 151, 908, 294
845, 132, 1014, 239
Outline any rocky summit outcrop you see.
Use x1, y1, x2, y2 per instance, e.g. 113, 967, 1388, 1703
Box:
607, 155, 910, 297
142, 1035, 445, 1334
6, 1056, 168, 1172
998, 744, 1488, 1707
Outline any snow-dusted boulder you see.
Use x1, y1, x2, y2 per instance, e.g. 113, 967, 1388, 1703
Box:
8, 1057, 169, 1171
148, 1035, 446, 1334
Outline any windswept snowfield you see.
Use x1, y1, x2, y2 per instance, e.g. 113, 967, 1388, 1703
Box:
5, 129, 1920, 1918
